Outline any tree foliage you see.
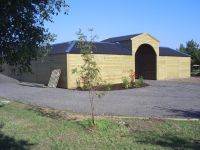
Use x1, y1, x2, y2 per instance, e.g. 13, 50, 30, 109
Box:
178, 40, 200, 66
0, 0, 69, 72
75, 29, 101, 90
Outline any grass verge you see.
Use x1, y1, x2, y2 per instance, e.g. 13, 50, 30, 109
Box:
0, 101, 200, 150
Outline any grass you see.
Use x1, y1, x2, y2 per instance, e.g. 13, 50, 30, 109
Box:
0, 101, 200, 150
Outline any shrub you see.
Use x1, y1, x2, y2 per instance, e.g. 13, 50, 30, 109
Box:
103, 82, 113, 91
122, 77, 130, 89
134, 76, 144, 88
129, 70, 136, 86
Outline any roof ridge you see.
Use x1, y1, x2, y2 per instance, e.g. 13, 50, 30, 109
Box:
95, 41, 121, 44
107, 33, 142, 39
102, 33, 143, 42
52, 41, 75, 46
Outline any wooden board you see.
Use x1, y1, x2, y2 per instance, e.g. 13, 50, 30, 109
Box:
48, 69, 61, 88
67, 54, 134, 89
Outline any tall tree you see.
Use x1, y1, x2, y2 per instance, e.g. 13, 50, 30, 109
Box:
0, 0, 69, 72
178, 40, 200, 66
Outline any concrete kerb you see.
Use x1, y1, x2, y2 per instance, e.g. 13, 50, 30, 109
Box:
105, 115, 199, 121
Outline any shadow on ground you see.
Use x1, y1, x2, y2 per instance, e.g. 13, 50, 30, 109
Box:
18, 82, 47, 88
0, 122, 34, 150
136, 132, 200, 150
155, 106, 200, 119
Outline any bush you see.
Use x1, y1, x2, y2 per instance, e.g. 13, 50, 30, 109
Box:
103, 82, 113, 91
129, 70, 135, 85
122, 77, 130, 89
191, 68, 200, 76
134, 76, 144, 88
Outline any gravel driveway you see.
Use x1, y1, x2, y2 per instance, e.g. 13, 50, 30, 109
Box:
0, 74, 200, 118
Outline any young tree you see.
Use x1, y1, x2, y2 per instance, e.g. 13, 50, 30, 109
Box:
0, 0, 69, 72
73, 29, 103, 126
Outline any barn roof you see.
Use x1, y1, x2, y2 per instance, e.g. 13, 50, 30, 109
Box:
102, 33, 142, 42
159, 47, 190, 57
49, 41, 131, 55
50, 41, 73, 55
50, 37, 189, 57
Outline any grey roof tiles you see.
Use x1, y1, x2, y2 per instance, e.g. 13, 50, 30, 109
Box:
49, 34, 190, 57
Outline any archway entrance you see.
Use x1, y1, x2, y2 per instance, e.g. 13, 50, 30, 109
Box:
135, 44, 157, 80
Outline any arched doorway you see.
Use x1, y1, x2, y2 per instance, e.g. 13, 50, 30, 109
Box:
135, 44, 157, 80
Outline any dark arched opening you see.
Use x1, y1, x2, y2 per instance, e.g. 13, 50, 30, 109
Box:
135, 44, 157, 80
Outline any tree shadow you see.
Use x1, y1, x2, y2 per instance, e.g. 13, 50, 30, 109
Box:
0, 102, 5, 108
0, 123, 34, 150
168, 109, 200, 119
136, 132, 200, 150
155, 106, 200, 119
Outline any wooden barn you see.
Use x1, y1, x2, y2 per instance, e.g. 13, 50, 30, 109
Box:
3, 33, 190, 89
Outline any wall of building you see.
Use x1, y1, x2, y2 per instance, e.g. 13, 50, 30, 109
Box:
2, 34, 191, 89
157, 56, 190, 80
67, 54, 134, 89
3, 54, 68, 88
131, 33, 160, 79
131, 33, 160, 56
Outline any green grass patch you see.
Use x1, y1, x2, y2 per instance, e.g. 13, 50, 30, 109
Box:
0, 101, 200, 150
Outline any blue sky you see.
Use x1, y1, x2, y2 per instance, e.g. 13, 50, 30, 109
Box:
45, 0, 200, 49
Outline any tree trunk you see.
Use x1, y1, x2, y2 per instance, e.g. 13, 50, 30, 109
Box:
89, 89, 95, 126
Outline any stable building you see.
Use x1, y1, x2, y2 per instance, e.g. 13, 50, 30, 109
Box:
3, 33, 190, 89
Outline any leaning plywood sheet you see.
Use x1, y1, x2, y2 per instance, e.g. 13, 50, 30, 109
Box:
48, 69, 61, 88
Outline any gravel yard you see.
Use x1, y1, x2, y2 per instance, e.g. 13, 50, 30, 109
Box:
0, 73, 200, 118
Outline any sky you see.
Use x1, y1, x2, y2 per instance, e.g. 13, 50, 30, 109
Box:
45, 0, 200, 49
